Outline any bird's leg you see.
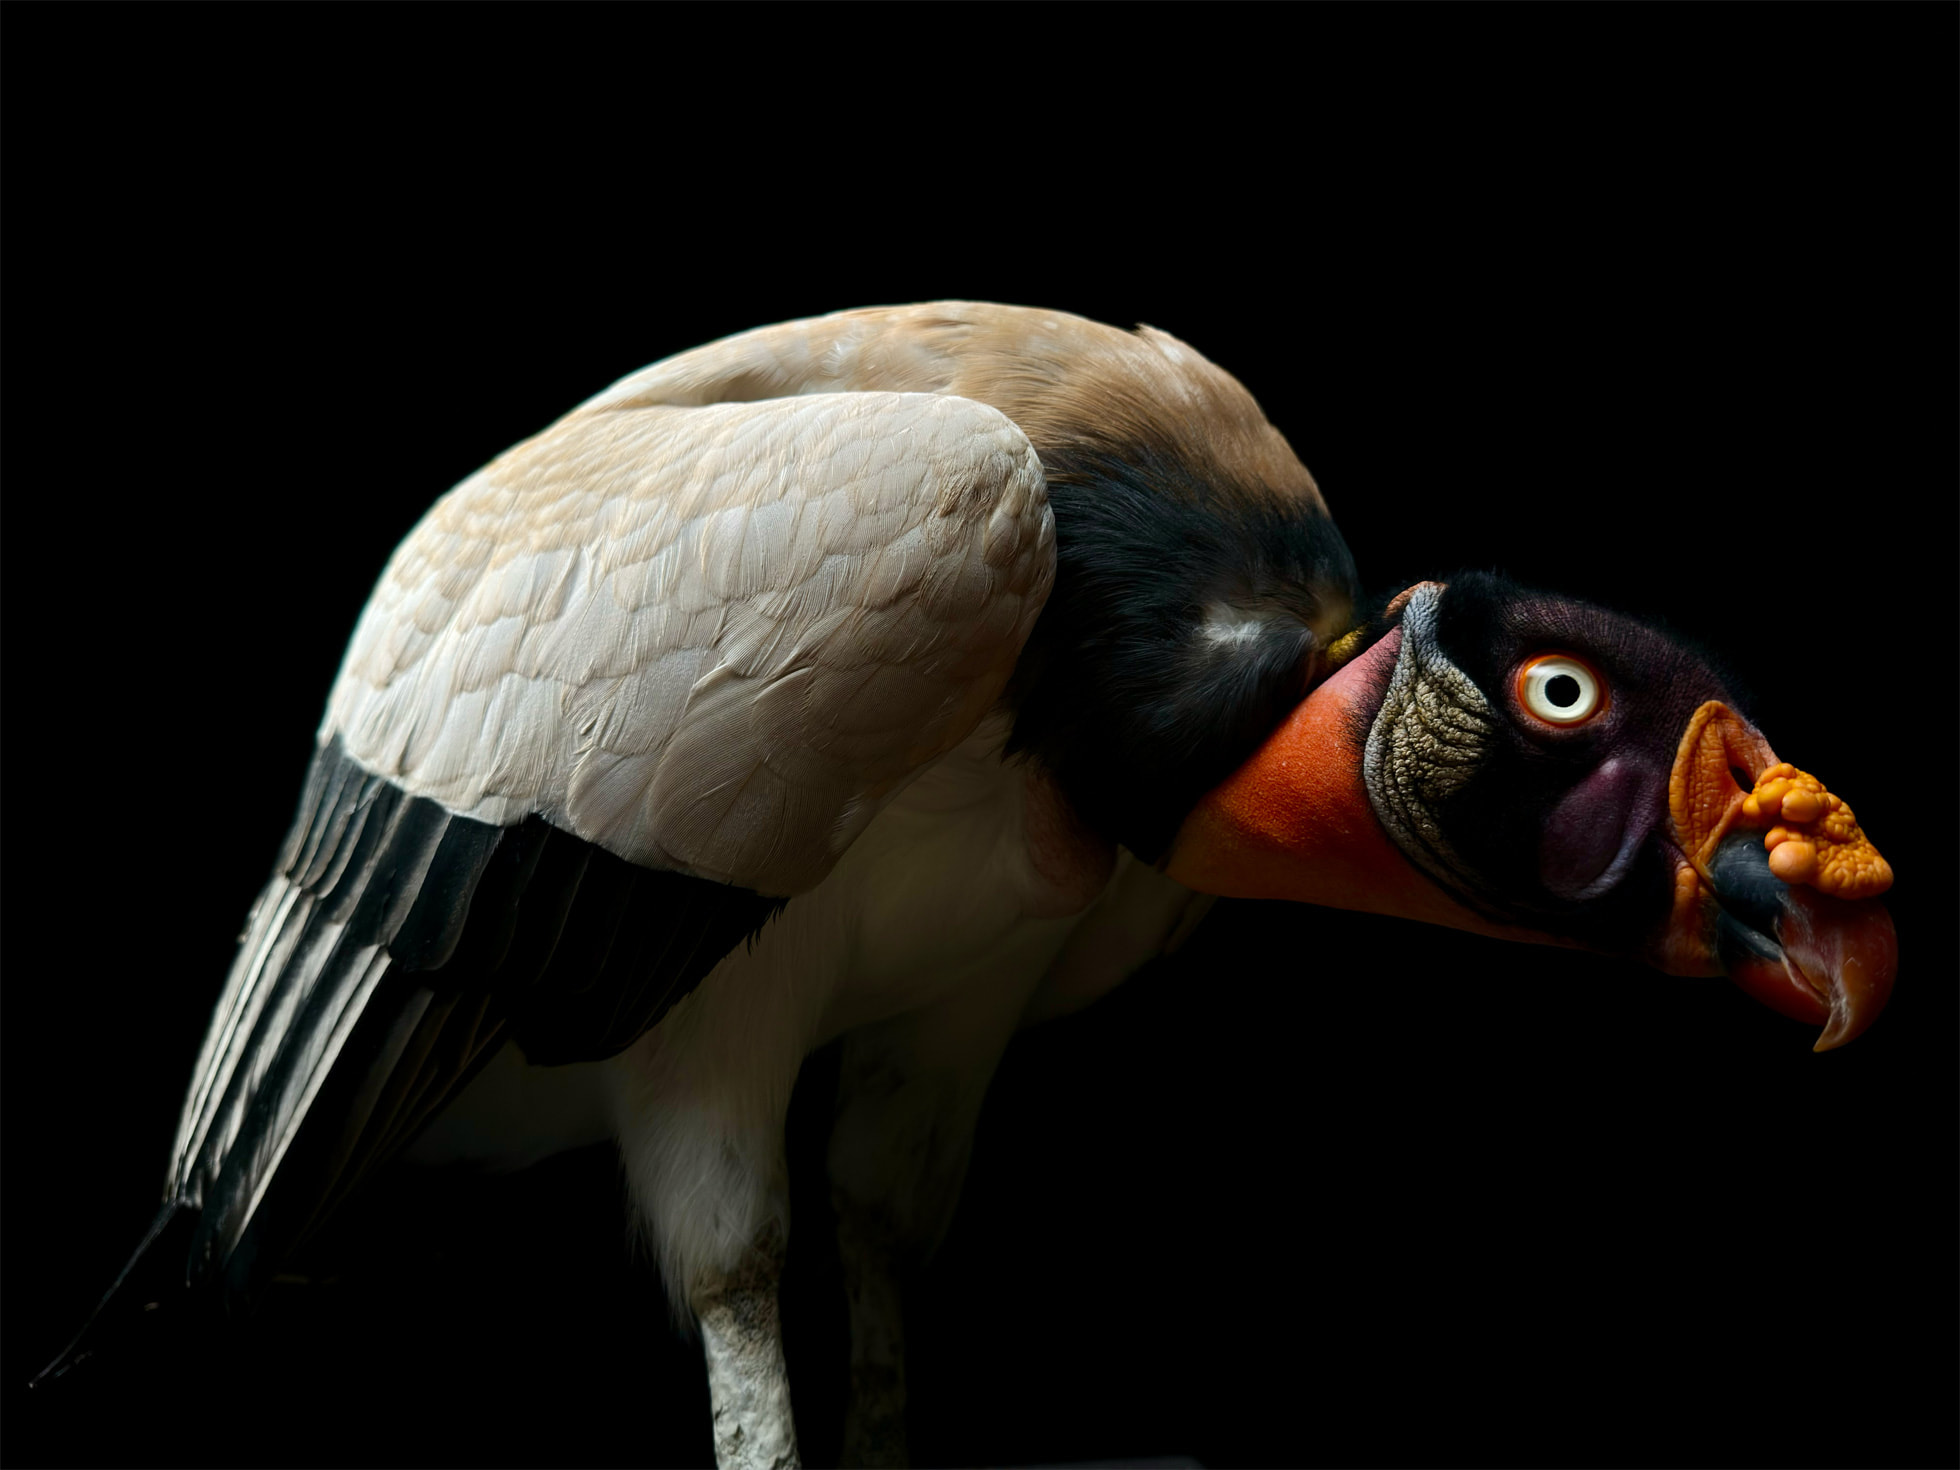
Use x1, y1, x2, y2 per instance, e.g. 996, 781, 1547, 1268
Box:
609, 966, 812, 1469
832, 1192, 910, 1468
828, 973, 1037, 1468
690, 1223, 801, 1470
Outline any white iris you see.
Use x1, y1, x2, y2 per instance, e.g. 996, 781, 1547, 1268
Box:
1520, 656, 1602, 724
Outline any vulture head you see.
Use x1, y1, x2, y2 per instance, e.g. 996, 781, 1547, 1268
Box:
1161, 572, 1897, 1050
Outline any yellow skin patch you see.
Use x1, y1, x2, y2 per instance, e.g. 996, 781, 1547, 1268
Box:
1321, 626, 1367, 671
1739, 763, 1893, 900
1323, 583, 1448, 675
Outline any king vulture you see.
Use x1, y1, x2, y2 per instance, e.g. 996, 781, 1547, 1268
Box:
37, 302, 1899, 1469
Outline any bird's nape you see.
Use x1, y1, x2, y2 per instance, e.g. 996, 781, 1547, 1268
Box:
1162, 607, 1555, 938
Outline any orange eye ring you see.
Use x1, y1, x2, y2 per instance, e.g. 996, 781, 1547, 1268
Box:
1515, 652, 1608, 727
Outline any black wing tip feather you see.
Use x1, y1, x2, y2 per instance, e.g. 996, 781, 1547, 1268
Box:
68, 737, 788, 1379
30, 1199, 201, 1391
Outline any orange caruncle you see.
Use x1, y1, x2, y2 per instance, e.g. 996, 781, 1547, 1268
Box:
1741, 763, 1894, 900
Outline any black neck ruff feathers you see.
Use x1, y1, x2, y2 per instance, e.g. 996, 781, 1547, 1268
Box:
1009, 444, 1360, 862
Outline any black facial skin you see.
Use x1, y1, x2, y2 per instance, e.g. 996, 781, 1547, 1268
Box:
1420, 571, 1743, 953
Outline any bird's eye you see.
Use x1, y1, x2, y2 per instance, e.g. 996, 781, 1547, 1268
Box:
1516, 653, 1605, 726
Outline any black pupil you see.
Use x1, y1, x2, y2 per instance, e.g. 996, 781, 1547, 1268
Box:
1546, 674, 1583, 708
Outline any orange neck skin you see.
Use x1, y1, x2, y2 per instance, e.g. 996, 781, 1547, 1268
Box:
1164, 626, 1576, 950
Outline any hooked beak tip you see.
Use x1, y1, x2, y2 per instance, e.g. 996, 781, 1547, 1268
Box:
1811, 949, 1890, 1053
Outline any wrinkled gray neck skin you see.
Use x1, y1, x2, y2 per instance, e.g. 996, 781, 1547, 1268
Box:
1362, 583, 1498, 906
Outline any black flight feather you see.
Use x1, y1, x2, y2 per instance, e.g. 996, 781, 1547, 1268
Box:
34, 736, 781, 1387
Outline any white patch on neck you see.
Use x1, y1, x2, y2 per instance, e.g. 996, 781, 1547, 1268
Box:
1201, 601, 1278, 648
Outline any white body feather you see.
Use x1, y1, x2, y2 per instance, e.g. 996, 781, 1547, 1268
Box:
413, 713, 1202, 1317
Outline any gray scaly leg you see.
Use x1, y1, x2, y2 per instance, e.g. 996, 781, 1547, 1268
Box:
828, 969, 1042, 1468
692, 1228, 801, 1470
834, 1201, 910, 1468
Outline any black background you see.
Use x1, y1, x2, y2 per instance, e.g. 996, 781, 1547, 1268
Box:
6, 10, 1954, 1470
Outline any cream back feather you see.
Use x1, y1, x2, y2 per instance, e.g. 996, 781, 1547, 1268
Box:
327, 302, 1323, 900
325, 391, 1053, 896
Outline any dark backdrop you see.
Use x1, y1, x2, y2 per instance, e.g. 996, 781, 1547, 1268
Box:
7, 10, 1954, 1470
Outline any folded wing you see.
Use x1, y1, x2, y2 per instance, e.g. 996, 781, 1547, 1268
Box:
160, 385, 1054, 1299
